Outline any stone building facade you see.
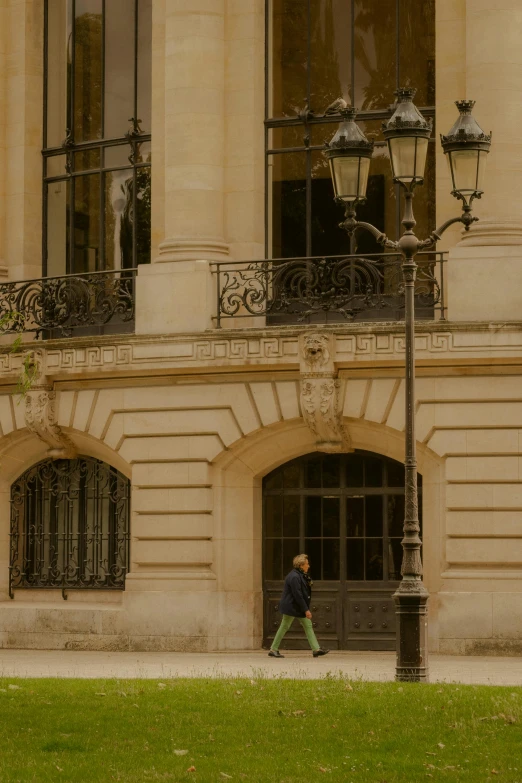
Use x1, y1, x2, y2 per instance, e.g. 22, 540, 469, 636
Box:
0, 0, 521, 656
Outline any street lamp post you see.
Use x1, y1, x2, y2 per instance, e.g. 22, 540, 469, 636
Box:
325, 89, 491, 682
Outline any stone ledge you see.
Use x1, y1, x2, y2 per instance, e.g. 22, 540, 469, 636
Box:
1, 321, 522, 385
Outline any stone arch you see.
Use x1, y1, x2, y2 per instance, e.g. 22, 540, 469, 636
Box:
212, 417, 444, 651
0, 428, 132, 600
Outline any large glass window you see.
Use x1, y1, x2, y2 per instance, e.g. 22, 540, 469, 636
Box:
43, 0, 152, 276
267, 0, 435, 259
9, 456, 130, 595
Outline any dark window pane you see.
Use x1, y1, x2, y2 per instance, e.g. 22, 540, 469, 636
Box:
305, 456, 322, 489
283, 495, 300, 537
311, 148, 351, 257
135, 167, 151, 266
310, 0, 352, 114
265, 538, 283, 580
305, 538, 322, 580
74, 148, 101, 171
265, 496, 283, 537
346, 454, 363, 487
365, 456, 383, 487
283, 462, 300, 488
283, 538, 300, 575
323, 539, 340, 580
387, 494, 404, 537
46, 181, 69, 277
323, 455, 341, 489
46, 0, 69, 147
387, 460, 405, 487
399, 0, 435, 107
104, 0, 135, 139
388, 538, 403, 581
346, 538, 364, 580
74, 0, 103, 142
46, 155, 67, 178
323, 497, 340, 537
270, 152, 307, 258
366, 539, 383, 580
305, 496, 321, 537
73, 173, 101, 272
354, 0, 396, 111
104, 145, 133, 169
265, 470, 283, 491
104, 169, 133, 270
365, 495, 383, 537
346, 497, 364, 537
137, 0, 152, 132
271, 0, 308, 118
269, 125, 307, 150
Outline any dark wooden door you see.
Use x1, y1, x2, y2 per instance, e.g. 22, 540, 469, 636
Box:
262, 451, 422, 651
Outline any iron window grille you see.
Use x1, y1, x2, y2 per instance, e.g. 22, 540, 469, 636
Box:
9, 456, 130, 599
43, 0, 152, 277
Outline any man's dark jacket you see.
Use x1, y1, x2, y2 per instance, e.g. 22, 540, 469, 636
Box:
278, 568, 312, 618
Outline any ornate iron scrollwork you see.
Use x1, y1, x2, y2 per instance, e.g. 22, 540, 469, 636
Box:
9, 456, 130, 597
213, 253, 444, 326
0, 269, 136, 338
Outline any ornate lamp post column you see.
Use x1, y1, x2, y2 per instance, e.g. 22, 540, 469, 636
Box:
325, 90, 491, 682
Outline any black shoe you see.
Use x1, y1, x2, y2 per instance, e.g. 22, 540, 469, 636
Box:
313, 648, 329, 658
268, 650, 284, 658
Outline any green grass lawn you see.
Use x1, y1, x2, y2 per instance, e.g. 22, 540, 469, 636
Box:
0, 677, 521, 783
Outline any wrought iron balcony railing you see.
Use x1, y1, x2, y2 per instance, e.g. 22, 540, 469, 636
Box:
211, 252, 447, 328
0, 268, 136, 339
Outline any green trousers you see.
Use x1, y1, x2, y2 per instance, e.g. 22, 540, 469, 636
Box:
271, 614, 321, 652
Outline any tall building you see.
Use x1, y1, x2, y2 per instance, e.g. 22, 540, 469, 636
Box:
0, 0, 520, 655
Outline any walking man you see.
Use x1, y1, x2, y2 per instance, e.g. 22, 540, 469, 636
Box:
268, 554, 329, 658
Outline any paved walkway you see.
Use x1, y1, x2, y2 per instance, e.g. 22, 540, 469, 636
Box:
0, 650, 521, 685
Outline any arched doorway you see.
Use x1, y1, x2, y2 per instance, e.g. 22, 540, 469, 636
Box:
263, 450, 422, 650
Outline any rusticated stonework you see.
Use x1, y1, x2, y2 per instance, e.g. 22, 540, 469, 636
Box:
299, 332, 351, 453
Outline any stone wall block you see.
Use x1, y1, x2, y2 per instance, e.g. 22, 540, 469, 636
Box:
438, 592, 493, 639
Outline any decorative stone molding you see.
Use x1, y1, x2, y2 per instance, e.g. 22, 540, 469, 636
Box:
458, 220, 522, 246
157, 237, 230, 262
23, 351, 76, 459
299, 332, 351, 453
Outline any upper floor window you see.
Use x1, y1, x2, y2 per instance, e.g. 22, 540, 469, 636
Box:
266, 0, 435, 259
43, 0, 152, 276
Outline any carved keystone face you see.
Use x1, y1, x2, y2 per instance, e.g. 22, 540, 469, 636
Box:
302, 334, 330, 367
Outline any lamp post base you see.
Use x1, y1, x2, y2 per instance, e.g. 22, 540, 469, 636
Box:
393, 580, 429, 682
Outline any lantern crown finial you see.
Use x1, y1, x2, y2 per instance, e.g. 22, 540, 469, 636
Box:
325, 106, 374, 153
382, 87, 432, 138
440, 100, 491, 149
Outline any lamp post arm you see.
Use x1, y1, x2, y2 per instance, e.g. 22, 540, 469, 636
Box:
418, 209, 479, 250
339, 207, 399, 251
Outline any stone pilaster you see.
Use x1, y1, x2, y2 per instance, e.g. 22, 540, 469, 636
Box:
447, 0, 522, 320
156, 0, 229, 263
136, 0, 230, 334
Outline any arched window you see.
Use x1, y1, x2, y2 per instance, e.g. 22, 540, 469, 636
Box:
263, 451, 422, 650
266, 0, 435, 259
43, 0, 152, 276
9, 456, 130, 597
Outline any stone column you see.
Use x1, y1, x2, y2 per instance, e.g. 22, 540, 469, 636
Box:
0, 0, 6, 277
136, 0, 229, 334
448, 0, 522, 320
